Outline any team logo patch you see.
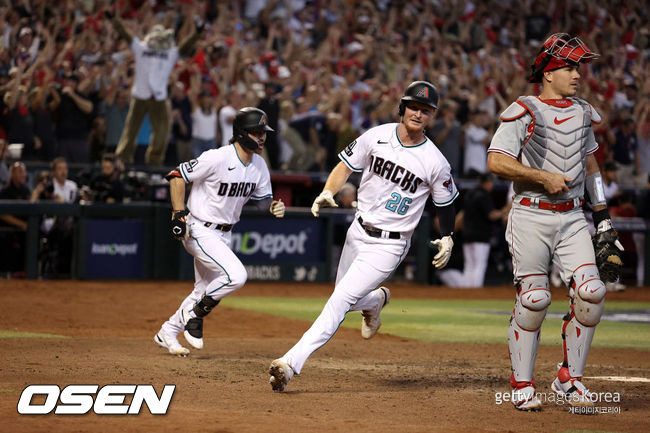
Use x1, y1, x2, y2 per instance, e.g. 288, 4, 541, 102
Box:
344, 140, 357, 157
183, 159, 198, 173
259, 115, 268, 126
415, 87, 429, 98
443, 177, 453, 193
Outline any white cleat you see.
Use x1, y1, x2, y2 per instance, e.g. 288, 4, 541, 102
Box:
269, 359, 294, 392
154, 330, 190, 357
512, 385, 542, 411
551, 372, 594, 408
180, 307, 204, 350
361, 287, 391, 339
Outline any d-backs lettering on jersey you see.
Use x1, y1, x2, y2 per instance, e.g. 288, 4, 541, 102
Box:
180, 145, 272, 224
368, 155, 423, 194
339, 123, 458, 234
217, 182, 257, 197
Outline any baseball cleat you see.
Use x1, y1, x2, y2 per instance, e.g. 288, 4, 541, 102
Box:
361, 287, 391, 339
154, 330, 190, 357
180, 307, 204, 350
511, 375, 542, 411
269, 359, 294, 392
512, 386, 542, 411
551, 367, 594, 407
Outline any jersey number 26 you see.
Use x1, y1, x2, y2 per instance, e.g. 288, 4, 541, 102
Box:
385, 192, 412, 215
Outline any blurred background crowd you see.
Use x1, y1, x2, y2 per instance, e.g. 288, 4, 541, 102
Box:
0, 0, 648, 283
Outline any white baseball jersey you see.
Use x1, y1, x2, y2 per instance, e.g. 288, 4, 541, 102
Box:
179, 145, 272, 224
53, 179, 78, 203
339, 123, 458, 234
130, 37, 179, 101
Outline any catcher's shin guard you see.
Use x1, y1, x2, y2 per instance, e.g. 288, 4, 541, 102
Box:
509, 275, 551, 382
561, 266, 606, 378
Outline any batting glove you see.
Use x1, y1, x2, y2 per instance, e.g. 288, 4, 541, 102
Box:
430, 236, 454, 269
311, 190, 337, 217
171, 209, 189, 241
270, 200, 285, 218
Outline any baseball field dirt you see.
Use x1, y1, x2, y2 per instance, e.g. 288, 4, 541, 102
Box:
1, 280, 648, 433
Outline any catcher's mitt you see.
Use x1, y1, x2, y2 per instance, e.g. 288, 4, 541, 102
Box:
592, 226, 623, 283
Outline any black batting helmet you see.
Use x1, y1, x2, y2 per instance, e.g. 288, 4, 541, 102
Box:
231, 107, 274, 151
398, 81, 439, 116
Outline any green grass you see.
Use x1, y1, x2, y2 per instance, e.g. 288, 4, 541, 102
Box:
224, 297, 650, 350
0, 330, 68, 339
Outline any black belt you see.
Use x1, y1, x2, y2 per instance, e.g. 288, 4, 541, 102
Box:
204, 222, 233, 232
358, 217, 400, 240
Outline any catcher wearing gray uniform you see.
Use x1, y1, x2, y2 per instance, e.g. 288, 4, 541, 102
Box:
487, 33, 623, 411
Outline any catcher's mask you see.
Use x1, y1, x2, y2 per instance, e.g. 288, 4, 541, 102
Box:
398, 81, 439, 116
231, 107, 274, 151
528, 33, 599, 83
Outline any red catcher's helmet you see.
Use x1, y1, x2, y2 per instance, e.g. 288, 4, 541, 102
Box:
528, 33, 599, 83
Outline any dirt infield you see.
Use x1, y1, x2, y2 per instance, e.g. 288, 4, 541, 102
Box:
1, 280, 648, 433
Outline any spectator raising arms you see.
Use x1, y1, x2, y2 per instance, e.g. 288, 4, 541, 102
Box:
105, 3, 203, 166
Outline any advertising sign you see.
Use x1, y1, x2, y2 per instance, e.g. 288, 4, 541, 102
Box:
86, 220, 144, 278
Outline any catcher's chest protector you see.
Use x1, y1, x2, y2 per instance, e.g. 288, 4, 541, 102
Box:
518, 96, 594, 201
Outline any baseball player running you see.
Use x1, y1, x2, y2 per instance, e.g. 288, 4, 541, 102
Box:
269, 81, 458, 391
154, 107, 285, 356
487, 33, 623, 411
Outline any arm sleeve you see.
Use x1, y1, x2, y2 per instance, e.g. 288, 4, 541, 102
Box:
251, 197, 273, 211
436, 202, 455, 237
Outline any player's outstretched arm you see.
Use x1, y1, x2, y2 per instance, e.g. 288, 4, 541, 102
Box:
169, 177, 187, 213
311, 162, 352, 217
167, 176, 189, 240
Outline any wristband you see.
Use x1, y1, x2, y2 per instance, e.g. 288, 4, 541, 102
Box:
592, 208, 611, 229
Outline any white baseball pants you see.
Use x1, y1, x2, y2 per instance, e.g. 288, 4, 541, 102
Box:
279, 220, 409, 374
162, 216, 247, 337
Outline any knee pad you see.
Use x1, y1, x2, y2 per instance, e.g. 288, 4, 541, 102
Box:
571, 264, 605, 326
514, 275, 551, 331
192, 295, 220, 318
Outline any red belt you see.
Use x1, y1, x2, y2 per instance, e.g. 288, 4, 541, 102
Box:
519, 198, 584, 212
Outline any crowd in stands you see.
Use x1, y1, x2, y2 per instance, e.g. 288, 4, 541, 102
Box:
0, 0, 648, 281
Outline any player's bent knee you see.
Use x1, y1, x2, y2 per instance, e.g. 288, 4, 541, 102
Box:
514, 275, 551, 331
229, 264, 248, 289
